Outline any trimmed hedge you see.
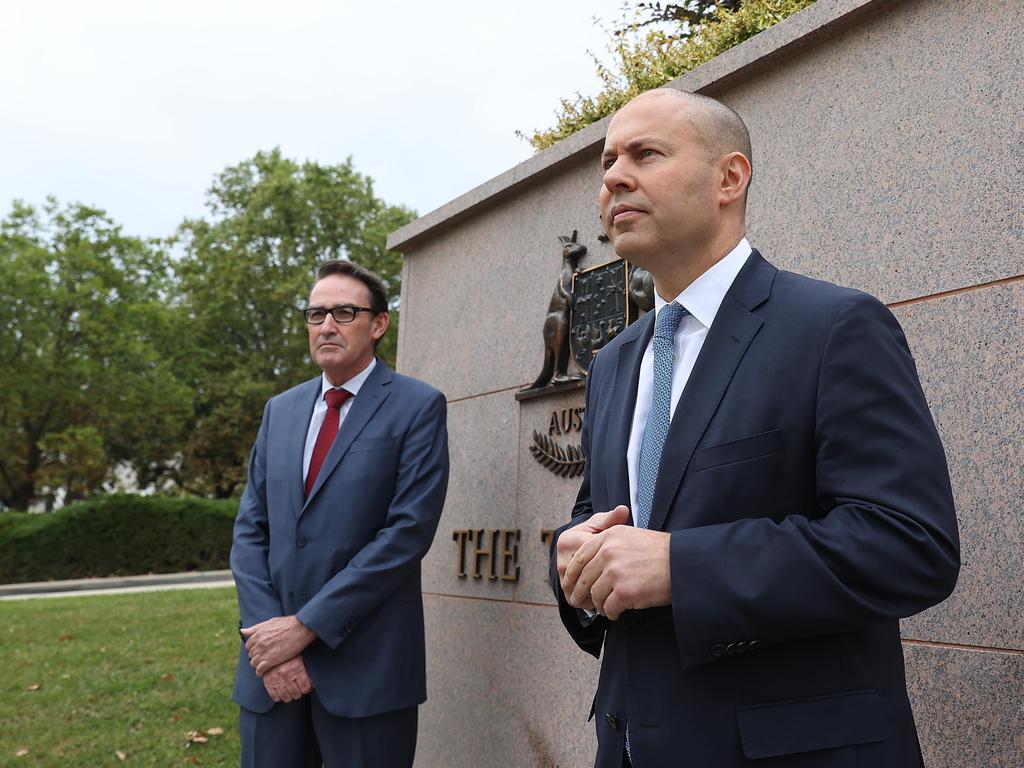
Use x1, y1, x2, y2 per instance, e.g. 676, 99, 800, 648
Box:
0, 494, 239, 583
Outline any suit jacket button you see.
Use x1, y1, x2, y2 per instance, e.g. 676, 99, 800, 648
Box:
711, 644, 725, 657
748, 640, 761, 651
725, 643, 737, 656
735, 641, 748, 653
604, 714, 620, 731
297, 538, 307, 548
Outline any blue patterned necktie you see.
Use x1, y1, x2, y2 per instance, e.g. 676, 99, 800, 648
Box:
635, 301, 689, 530
626, 301, 688, 764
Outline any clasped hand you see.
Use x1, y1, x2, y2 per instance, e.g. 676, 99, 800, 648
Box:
556, 505, 672, 620
240, 615, 317, 701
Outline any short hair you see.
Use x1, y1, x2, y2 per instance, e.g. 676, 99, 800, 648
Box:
645, 88, 752, 164
314, 259, 389, 315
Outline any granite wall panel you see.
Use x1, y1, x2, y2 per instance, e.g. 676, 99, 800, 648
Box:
514, 388, 589, 606
905, 643, 1024, 768
399, 154, 612, 400
419, 595, 598, 768
422, 391, 520, 600
896, 283, 1024, 651
724, 0, 1024, 300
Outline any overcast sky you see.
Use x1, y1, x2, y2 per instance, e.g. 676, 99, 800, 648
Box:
0, 0, 630, 240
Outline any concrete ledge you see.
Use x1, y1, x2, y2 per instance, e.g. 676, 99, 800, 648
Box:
0, 569, 234, 597
386, 0, 897, 253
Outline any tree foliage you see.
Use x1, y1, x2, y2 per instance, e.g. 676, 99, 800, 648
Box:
171, 149, 415, 498
523, 0, 816, 151
616, 1, 743, 35
0, 200, 192, 510
0, 151, 413, 508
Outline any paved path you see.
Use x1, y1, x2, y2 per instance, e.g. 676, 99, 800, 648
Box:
0, 570, 235, 600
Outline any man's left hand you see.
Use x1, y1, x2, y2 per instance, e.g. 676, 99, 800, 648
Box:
563, 526, 672, 620
241, 616, 317, 676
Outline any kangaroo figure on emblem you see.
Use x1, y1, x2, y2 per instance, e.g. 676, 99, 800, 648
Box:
528, 231, 588, 390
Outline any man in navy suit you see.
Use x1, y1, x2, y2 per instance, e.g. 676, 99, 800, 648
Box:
551, 88, 960, 767
231, 259, 448, 767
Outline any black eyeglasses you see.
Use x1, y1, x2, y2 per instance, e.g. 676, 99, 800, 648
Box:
299, 305, 376, 325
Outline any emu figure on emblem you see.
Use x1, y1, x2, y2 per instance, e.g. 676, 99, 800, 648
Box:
529, 231, 588, 390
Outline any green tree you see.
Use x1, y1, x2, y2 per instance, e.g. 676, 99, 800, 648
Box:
172, 149, 414, 498
523, 0, 816, 150
0, 200, 192, 510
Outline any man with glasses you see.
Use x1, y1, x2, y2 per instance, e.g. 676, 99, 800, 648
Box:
231, 259, 449, 767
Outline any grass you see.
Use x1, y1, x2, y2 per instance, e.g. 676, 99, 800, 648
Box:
0, 587, 241, 767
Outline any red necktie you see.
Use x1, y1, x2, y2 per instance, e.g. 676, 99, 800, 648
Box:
304, 388, 351, 499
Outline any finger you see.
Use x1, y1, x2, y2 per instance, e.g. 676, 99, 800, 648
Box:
586, 505, 631, 533
240, 626, 256, 638
556, 532, 589, 577
605, 505, 630, 527
285, 679, 303, 700
569, 547, 604, 609
590, 572, 613, 617
563, 534, 604, 596
298, 675, 313, 695
268, 687, 282, 702
603, 590, 624, 621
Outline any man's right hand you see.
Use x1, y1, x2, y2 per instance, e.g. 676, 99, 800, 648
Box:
261, 655, 314, 703
556, 505, 630, 611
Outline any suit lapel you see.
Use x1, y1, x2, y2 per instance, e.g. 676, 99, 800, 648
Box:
286, 379, 322, 518
647, 251, 776, 532
301, 360, 393, 513
605, 312, 654, 517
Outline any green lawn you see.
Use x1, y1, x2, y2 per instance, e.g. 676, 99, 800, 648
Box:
0, 587, 241, 767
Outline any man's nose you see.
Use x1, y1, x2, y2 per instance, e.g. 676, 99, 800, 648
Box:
318, 313, 343, 333
603, 159, 636, 193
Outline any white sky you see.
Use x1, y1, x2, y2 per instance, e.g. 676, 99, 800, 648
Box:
0, 0, 630, 239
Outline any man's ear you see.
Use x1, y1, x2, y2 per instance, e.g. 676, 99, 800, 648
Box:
372, 312, 390, 341
719, 151, 752, 207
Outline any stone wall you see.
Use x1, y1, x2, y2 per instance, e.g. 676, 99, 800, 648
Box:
387, 0, 1024, 764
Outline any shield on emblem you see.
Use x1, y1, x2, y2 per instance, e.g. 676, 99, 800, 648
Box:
570, 260, 638, 371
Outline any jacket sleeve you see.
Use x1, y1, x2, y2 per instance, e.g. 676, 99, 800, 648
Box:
230, 400, 285, 628
295, 390, 449, 649
550, 364, 608, 657
670, 293, 960, 668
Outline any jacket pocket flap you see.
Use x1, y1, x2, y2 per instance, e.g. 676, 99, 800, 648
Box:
736, 689, 887, 759
694, 429, 780, 471
349, 436, 397, 453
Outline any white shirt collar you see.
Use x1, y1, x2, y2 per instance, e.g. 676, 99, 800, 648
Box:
652, 237, 752, 329
320, 357, 377, 398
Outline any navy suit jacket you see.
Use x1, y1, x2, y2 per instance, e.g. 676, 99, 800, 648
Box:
551, 252, 959, 767
231, 359, 448, 718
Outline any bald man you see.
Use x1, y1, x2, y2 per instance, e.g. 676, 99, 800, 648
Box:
550, 89, 959, 767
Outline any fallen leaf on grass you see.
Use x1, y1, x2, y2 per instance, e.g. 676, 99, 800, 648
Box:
15, 748, 29, 757
169, 714, 181, 723
206, 727, 224, 736
160, 672, 175, 682
185, 730, 208, 745
27, 683, 40, 691
115, 750, 127, 762
189, 756, 199, 764
58, 634, 75, 641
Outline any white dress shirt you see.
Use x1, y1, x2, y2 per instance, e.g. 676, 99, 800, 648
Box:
302, 357, 377, 483
626, 239, 752, 518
